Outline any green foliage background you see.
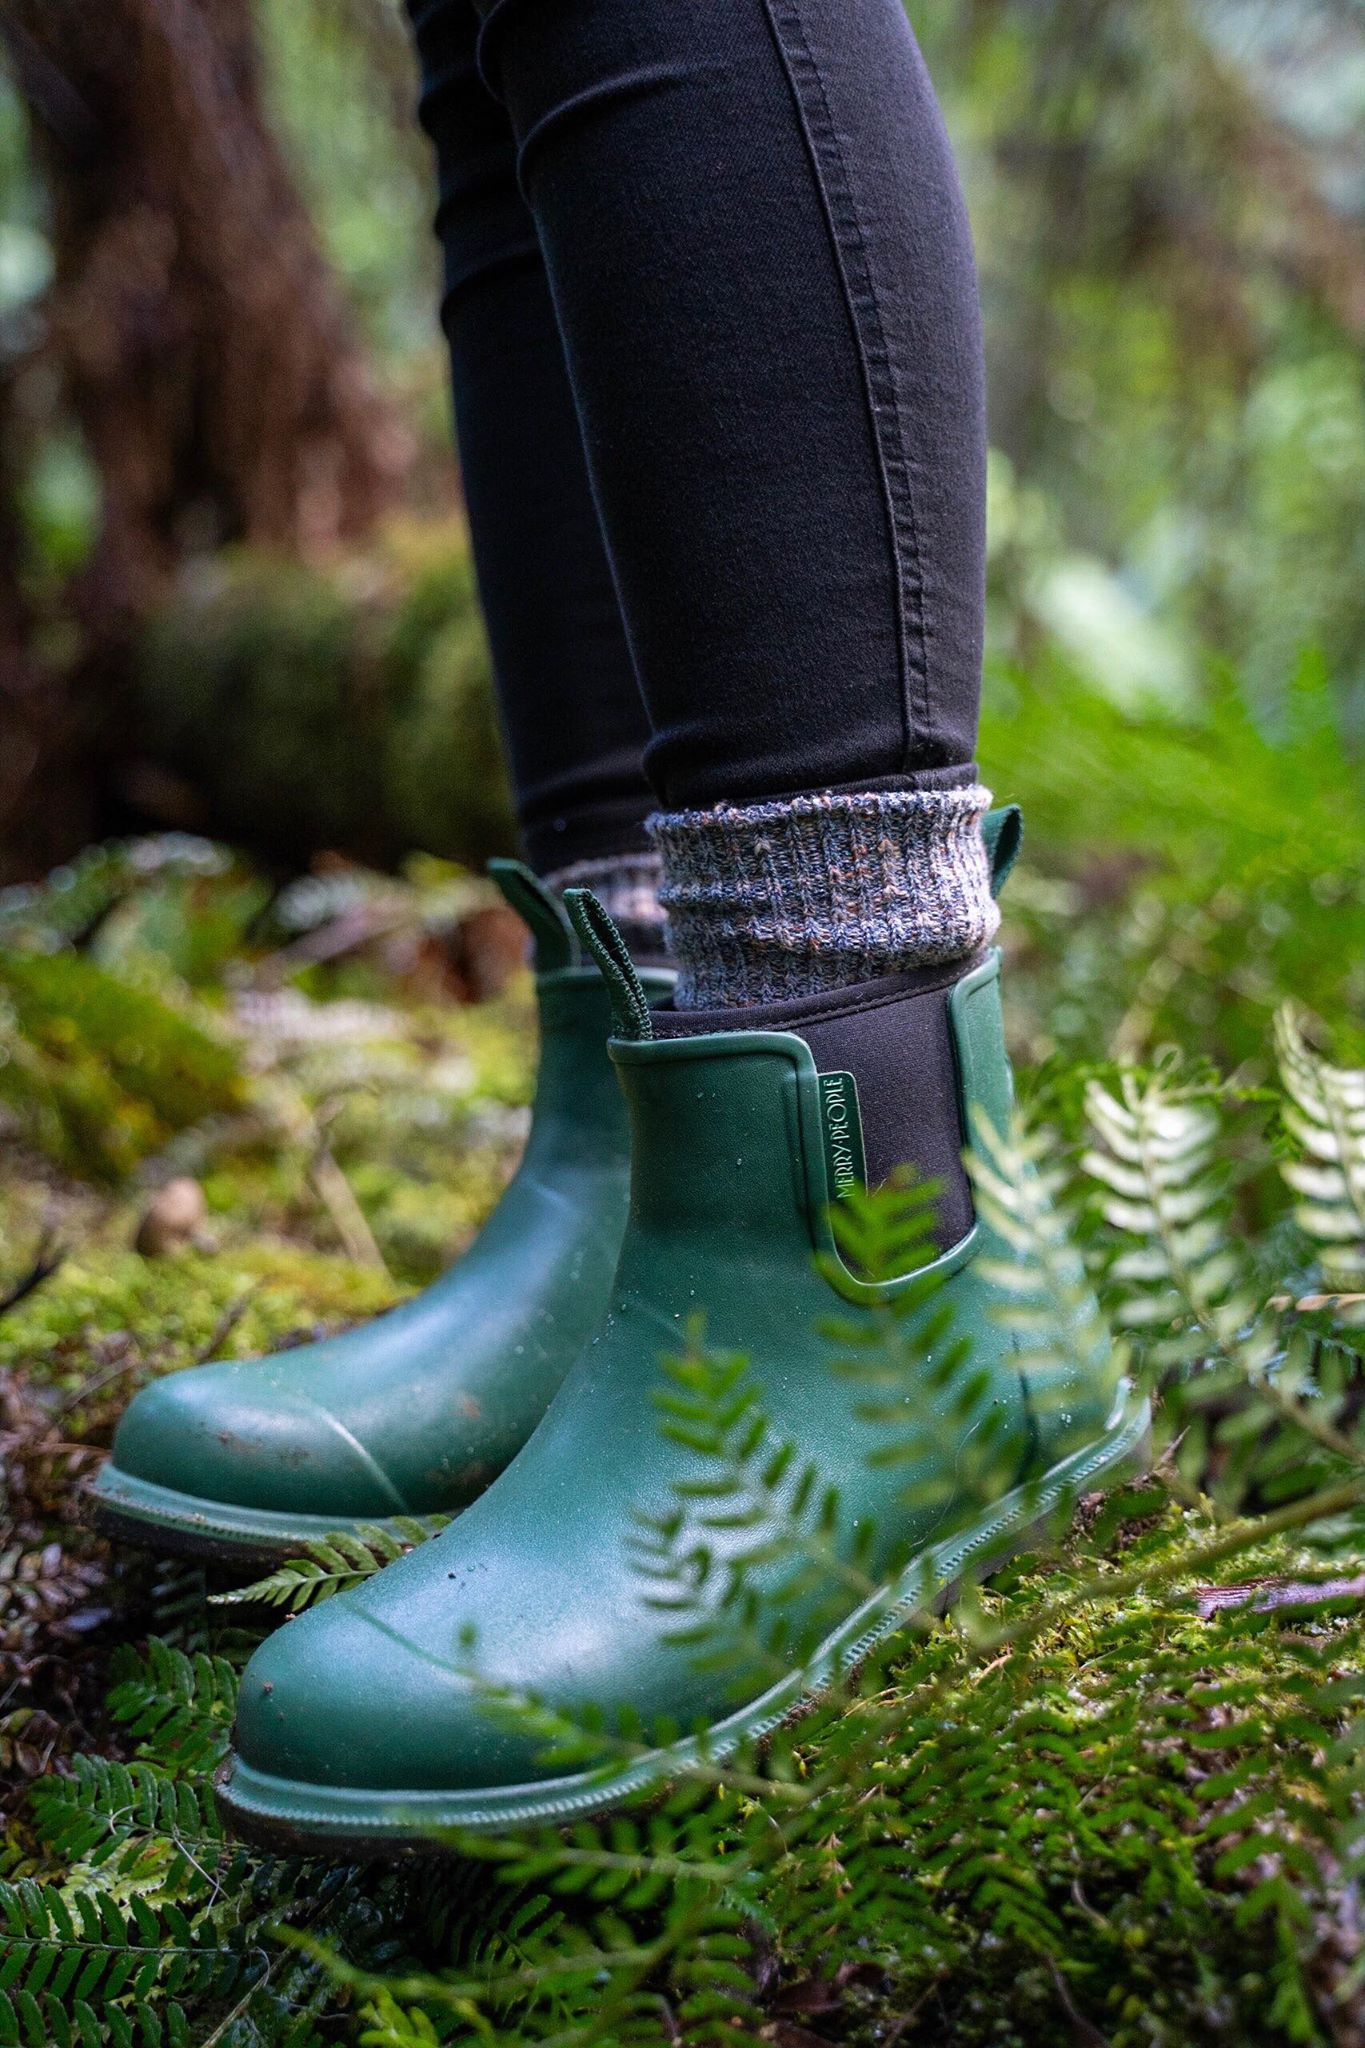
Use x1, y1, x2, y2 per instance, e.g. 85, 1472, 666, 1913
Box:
2, 2, 1365, 2045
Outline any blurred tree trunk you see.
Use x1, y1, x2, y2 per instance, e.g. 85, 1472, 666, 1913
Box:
0, 364, 102, 878
0, 0, 411, 878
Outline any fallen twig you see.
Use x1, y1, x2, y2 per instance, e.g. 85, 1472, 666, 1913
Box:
1194, 1573, 1365, 1619
0, 1231, 64, 1318
310, 1145, 389, 1273
195, 1283, 262, 1365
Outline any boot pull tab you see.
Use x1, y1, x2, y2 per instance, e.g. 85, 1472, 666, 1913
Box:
982, 805, 1023, 899
488, 859, 577, 974
563, 888, 655, 1042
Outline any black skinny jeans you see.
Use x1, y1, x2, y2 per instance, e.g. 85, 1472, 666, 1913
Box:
406, 0, 987, 873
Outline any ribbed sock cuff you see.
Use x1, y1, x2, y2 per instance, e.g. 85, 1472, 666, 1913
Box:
647, 786, 999, 1008
544, 851, 668, 963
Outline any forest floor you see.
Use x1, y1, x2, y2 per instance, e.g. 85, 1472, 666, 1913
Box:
5, 664, 1365, 2045
0, 891, 526, 1806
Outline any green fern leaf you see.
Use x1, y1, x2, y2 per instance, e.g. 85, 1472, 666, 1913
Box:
1277, 1002, 1365, 1307
210, 1516, 450, 1613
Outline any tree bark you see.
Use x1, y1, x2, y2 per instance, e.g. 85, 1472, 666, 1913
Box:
0, 0, 411, 878
0, 363, 103, 879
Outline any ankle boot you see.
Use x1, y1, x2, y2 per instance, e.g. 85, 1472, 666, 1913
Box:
92, 864, 673, 1562
217, 810, 1149, 1846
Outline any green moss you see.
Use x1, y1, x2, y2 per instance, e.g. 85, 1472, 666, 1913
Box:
134, 527, 516, 870
0, 950, 245, 1181
347, 1139, 516, 1285
0, 1240, 401, 1386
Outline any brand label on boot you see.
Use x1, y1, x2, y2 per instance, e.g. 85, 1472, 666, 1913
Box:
817, 1071, 867, 1202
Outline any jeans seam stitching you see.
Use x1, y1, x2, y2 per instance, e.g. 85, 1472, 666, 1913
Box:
759, 0, 932, 761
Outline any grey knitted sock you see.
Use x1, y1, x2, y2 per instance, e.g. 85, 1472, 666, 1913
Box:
545, 851, 669, 964
647, 786, 999, 1008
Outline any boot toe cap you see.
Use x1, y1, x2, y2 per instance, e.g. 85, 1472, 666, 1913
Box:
231, 1593, 545, 1795
108, 1362, 406, 1519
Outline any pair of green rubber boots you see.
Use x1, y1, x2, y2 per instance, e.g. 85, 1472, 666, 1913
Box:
93, 818, 1147, 1850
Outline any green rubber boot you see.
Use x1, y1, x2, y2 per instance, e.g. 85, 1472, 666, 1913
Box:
217, 813, 1148, 1847
91, 863, 674, 1563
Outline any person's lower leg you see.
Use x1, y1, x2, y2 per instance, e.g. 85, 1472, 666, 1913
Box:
471, 0, 992, 1006
217, 0, 1148, 1848
406, 0, 665, 956
92, 11, 686, 1557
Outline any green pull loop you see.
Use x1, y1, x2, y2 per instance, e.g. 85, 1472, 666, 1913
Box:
982, 805, 1023, 899
488, 859, 577, 975
563, 889, 654, 1042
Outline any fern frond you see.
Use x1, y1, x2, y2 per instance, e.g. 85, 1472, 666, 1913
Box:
0, 1877, 234, 2022
211, 1515, 450, 1614
1084, 1068, 1266, 1367
146, 1560, 211, 1654
26, 1759, 230, 1902
1086, 1059, 1365, 1493
0, 1988, 194, 2048
1276, 1003, 1365, 1308
820, 1176, 978, 1474
629, 1327, 880, 1691
105, 1640, 238, 1775
358, 1993, 450, 2048
968, 1107, 1127, 1450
